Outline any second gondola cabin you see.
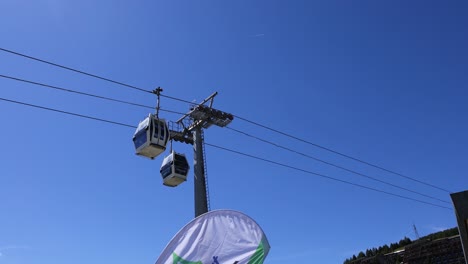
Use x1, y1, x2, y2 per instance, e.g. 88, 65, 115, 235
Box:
160, 151, 190, 187
133, 114, 169, 159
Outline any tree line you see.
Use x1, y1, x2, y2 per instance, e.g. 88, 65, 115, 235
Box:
343, 237, 411, 264
343, 227, 459, 264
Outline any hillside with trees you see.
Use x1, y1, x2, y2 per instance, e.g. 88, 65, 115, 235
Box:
343, 227, 459, 264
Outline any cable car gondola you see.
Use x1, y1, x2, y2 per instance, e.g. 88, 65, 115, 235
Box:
160, 151, 190, 187
133, 114, 169, 159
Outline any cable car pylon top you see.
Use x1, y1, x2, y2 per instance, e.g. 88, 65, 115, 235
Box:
167, 92, 234, 146
176, 92, 234, 132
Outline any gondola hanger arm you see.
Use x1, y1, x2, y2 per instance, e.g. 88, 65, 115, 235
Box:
153, 87, 163, 118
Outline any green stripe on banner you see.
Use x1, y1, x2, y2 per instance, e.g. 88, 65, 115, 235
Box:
172, 253, 202, 264
247, 238, 267, 264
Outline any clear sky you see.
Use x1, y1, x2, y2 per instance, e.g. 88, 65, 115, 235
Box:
1, 1, 467, 263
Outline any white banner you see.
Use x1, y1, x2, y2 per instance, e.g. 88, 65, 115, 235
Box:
156, 210, 270, 264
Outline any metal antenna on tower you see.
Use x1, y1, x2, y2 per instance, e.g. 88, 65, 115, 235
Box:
413, 224, 420, 240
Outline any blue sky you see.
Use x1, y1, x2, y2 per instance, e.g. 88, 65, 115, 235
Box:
1, 1, 467, 263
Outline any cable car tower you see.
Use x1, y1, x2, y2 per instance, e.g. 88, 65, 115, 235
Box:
173, 91, 233, 217
133, 89, 233, 218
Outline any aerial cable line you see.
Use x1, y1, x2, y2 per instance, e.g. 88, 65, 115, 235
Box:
0, 47, 152, 94
226, 126, 451, 204
0, 96, 452, 211
160, 94, 194, 104
0, 74, 186, 115
204, 143, 452, 211
0, 97, 136, 128
0, 74, 152, 109
0, 47, 196, 110
1, 46, 194, 104
0, 47, 452, 193
159, 108, 186, 116
233, 115, 452, 193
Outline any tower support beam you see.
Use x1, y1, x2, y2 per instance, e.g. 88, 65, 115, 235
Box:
193, 127, 208, 218
168, 91, 233, 218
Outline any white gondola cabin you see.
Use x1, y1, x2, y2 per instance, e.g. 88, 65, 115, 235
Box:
133, 114, 169, 159
160, 151, 190, 187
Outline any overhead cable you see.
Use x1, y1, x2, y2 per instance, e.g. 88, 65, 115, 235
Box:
0, 47, 152, 94
204, 143, 452, 211
0, 97, 136, 128
0, 74, 186, 115
233, 115, 452, 193
160, 94, 194, 104
226, 126, 450, 204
